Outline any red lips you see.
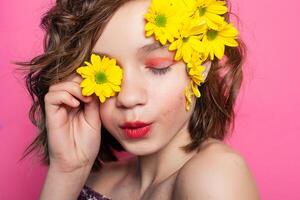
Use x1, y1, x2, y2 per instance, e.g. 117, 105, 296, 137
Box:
120, 121, 152, 139
120, 121, 152, 129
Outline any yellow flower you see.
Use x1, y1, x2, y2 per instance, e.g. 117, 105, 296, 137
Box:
202, 22, 239, 60
184, 51, 207, 99
144, 0, 185, 45
184, 85, 194, 111
168, 19, 207, 63
185, 0, 228, 30
76, 53, 123, 103
191, 81, 201, 97
143, 0, 240, 112
188, 64, 206, 86
187, 51, 208, 69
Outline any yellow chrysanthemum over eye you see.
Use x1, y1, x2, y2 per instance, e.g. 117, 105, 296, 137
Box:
202, 22, 239, 60
168, 19, 207, 63
144, 0, 185, 45
76, 53, 123, 103
185, 0, 228, 30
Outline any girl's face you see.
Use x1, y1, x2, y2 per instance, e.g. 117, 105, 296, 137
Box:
94, 0, 197, 155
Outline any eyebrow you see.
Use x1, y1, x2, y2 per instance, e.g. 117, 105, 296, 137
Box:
91, 41, 169, 58
137, 41, 168, 55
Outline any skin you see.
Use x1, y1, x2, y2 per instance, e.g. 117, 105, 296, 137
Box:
93, 0, 210, 196
40, 0, 259, 199
86, 0, 259, 199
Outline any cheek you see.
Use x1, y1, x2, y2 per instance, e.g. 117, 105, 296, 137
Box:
99, 101, 108, 119
99, 100, 115, 132
155, 76, 188, 120
163, 67, 191, 120
160, 86, 186, 120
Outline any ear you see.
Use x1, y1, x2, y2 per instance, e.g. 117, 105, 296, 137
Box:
202, 60, 211, 80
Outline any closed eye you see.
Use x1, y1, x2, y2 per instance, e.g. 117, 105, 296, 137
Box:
148, 66, 172, 75
145, 57, 174, 75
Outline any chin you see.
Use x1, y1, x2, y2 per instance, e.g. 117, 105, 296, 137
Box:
120, 141, 161, 156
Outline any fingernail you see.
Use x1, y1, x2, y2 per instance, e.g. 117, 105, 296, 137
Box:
73, 99, 80, 105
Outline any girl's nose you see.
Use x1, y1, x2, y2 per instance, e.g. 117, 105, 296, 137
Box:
115, 68, 147, 109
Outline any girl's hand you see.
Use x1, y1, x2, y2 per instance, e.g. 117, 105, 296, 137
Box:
44, 73, 101, 173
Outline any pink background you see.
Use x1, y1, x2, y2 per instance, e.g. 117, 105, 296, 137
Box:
1, 0, 299, 199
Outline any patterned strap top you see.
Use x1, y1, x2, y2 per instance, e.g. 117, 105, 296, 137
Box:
77, 185, 112, 200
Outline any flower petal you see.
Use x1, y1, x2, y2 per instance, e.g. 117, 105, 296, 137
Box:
91, 54, 101, 70
82, 84, 95, 96
191, 82, 201, 97
76, 66, 94, 78
80, 78, 95, 88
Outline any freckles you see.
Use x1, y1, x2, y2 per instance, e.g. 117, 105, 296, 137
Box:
161, 90, 185, 118
179, 90, 185, 103
159, 96, 177, 118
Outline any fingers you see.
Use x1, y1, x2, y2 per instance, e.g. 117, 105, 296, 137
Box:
45, 73, 100, 117
49, 81, 92, 104
64, 74, 102, 130
45, 90, 81, 115
45, 73, 86, 109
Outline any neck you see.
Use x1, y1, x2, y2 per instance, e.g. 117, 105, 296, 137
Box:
133, 125, 197, 196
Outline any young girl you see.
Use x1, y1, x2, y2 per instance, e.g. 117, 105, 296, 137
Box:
18, 0, 259, 199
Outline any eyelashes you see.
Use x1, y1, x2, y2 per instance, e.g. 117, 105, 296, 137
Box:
115, 57, 174, 76
148, 66, 172, 75
145, 57, 174, 75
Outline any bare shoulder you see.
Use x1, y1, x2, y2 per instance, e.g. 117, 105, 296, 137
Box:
173, 138, 260, 200
85, 155, 135, 193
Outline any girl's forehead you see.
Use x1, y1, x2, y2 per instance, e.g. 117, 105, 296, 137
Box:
93, 0, 152, 57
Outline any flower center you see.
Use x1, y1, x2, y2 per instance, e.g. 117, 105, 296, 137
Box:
182, 37, 189, 43
95, 71, 107, 84
207, 30, 218, 40
155, 14, 167, 27
198, 6, 206, 16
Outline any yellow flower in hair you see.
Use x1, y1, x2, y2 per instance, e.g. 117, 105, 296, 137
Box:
202, 22, 239, 60
168, 19, 207, 63
191, 81, 201, 97
185, 0, 228, 30
143, 0, 240, 111
184, 85, 194, 111
76, 54, 123, 103
188, 66, 205, 98
188, 63, 206, 86
144, 0, 184, 45
186, 53, 206, 98
187, 51, 208, 69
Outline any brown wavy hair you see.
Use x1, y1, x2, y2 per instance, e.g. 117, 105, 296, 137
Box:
16, 0, 246, 172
